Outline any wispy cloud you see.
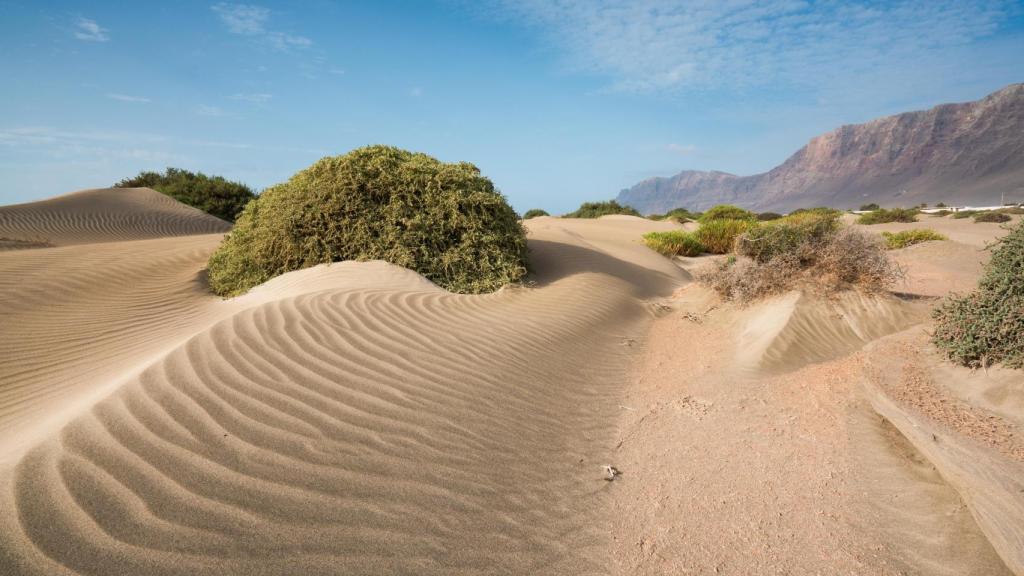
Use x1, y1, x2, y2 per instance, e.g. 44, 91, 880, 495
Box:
228, 93, 272, 103
667, 143, 696, 156
73, 17, 109, 42
483, 1, 1014, 94
211, 3, 312, 50
211, 3, 268, 35
196, 104, 227, 117
106, 93, 150, 103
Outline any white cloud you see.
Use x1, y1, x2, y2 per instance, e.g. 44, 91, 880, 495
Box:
228, 93, 272, 103
667, 143, 696, 156
211, 3, 313, 51
484, 1, 1014, 94
196, 104, 227, 116
106, 93, 150, 103
73, 17, 109, 42
211, 3, 268, 35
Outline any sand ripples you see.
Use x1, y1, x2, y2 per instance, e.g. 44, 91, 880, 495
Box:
0, 217, 684, 575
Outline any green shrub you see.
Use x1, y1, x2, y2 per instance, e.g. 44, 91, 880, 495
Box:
206, 145, 528, 297
789, 207, 842, 218
642, 230, 704, 257
735, 212, 840, 263
522, 209, 549, 219
951, 210, 978, 219
563, 200, 641, 218
974, 212, 1012, 223
857, 207, 919, 224
653, 207, 699, 222
932, 220, 1024, 369
998, 206, 1024, 215
859, 203, 880, 211
931, 210, 952, 217
757, 212, 783, 221
935, 202, 947, 208
115, 167, 255, 222
881, 229, 948, 249
698, 204, 756, 223
694, 219, 754, 254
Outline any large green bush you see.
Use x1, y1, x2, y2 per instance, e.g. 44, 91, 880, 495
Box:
857, 207, 918, 224
694, 219, 753, 254
563, 200, 641, 218
643, 230, 704, 257
522, 209, 549, 219
116, 167, 255, 222
206, 145, 528, 297
932, 220, 1024, 369
698, 204, 756, 223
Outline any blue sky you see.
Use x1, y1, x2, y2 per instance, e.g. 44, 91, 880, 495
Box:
1, 1, 1022, 213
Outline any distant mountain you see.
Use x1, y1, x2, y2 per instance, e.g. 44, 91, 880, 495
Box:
618, 83, 1024, 214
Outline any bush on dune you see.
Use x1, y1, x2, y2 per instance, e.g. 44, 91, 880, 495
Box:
932, 220, 1024, 369
563, 200, 640, 218
998, 206, 1024, 215
694, 219, 753, 254
735, 211, 839, 263
756, 212, 783, 221
522, 209, 549, 219
951, 210, 978, 219
649, 207, 700, 222
116, 167, 255, 222
643, 230, 705, 257
881, 229, 948, 249
207, 145, 528, 297
698, 204, 756, 223
698, 213, 901, 303
857, 207, 919, 224
974, 211, 1012, 223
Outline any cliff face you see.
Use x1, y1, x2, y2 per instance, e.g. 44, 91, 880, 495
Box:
618, 84, 1024, 214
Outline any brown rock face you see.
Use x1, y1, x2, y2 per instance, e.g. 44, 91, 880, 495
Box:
618, 84, 1024, 214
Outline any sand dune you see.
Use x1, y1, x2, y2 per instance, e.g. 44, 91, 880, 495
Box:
0, 189, 1019, 575
0, 207, 687, 574
0, 187, 230, 247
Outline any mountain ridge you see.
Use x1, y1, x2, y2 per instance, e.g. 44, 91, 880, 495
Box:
618, 83, 1024, 214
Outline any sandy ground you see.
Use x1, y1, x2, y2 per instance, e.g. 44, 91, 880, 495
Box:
0, 191, 1019, 575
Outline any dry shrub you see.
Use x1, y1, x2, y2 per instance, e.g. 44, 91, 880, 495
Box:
698, 204, 756, 223
698, 227, 902, 302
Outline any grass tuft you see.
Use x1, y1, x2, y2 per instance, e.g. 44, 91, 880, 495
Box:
881, 229, 947, 249
643, 230, 704, 257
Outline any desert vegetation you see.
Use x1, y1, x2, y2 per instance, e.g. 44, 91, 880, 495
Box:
648, 207, 700, 222
756, 212, 783, 221
563, 200, 640, 218
856, 207, 919, 224
698, 204, 756, 223
974, 211, 1012, 223
206, 145, 528, 297
932, 220, 1023, 369
694, 218, 753, 254
115, 167, 255, 222
881, 229, 948, 249
859, 203, 880, 211
522, 209, 549, 219
698, 211, 901, 302
642, 230, 704, 257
